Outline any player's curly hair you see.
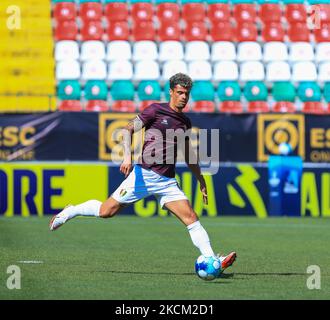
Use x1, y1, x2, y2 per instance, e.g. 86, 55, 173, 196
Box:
169, 73, 193, 91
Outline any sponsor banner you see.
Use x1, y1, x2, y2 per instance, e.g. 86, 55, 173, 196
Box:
1, 162, 328, 217
0, 112, 329, 162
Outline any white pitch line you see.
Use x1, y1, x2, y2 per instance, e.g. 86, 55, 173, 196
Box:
18, 261, 44, 264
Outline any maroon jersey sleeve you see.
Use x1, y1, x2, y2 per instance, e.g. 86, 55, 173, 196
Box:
137, 104, 157, 127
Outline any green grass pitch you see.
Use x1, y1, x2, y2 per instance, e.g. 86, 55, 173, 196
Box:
0, 216, 329, 300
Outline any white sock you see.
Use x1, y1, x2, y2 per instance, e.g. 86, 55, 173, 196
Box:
187, 220, 215, 257
65, 200, 102, 219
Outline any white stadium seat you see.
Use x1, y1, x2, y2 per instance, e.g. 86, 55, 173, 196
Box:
108, 60, 133, 80
239, 61, 265, 81
56, 60, 81, 80
159, 41, 184, 62
106, 41, 131, 61
263, 42, 288, 62
315, 43, 330, 63
185, 41, 210, 61
211, 41, 236, 62
213, 61, 238, 81
80, 41, 106, 61
289, 42, 314, 62
292, 61, 317, 82
318, 62, 330, 82
266, 61, 291, 82
188, 60, 212, 80
132, 41, 158, 61
55, 41, 79, 61
162, 60, 188, 80
81, 60, 107, 80
134, 60, 160, 80
237, 41, 262, 62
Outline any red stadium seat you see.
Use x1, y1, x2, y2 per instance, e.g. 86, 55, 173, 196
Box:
233, 4, 257, 23
182, 3, 205, 22
54, 20, 78, 41
104, 3, 128, 22
259, 4, 282, 23
272, 101, 296, 113
183, 21, 208, 41
79, 2, 103, 22
318, 4, 330, 23
261, 22, 285, 42
158, 21, 181, 41
192, 101, 216, 113
247, 101, 270, 113
302, 102, 326, 114
53, 3, 77, 21
219, 101, 243, 113
287, 22, 310, 42
207, 4, 231, 23
285, 4, 307, 23
80, 20, 104, 41
210, 21, 233, 41
235, 22, 258, 42
85, 100, 109, 112
156, 3, 180, 22
132, 21, 156, 41
314, 22, 330, 42
58, 100, 83, 112
111, 100, 136, 112
131, 3, 154, 21
106, 21, 130, 41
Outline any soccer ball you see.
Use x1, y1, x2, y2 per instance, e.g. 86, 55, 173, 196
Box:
195, 255, 221, 281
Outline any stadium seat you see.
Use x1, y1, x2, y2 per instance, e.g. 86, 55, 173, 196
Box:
56, 60, 81, 80
287, 22, 310, 42
211, 41, 236, 62
132, 41, 158, 61
192, 101, 216, 113
285, 4, 307, 23
111, 100, 136, 112
315, 43, 330, 62
183, 21, 208, 41
272, 101, 296, 113
80, 41, 106, 61
236, 41, 262, 61
106, 41, 131, 61
110, 80, 136, 112
58, 100, 83, 112
289, 42, 314, 62
162, 60, 188, 81
185, 41, 210, 61
85, 100, 110, 112
261, 22, 285, 42
55, 41, 79, 61
323, 82, 330, 109
80, 20, 104, 41
134, 61, 160, 80
79, 2, 103, 22
233, 4, 257, 23
156, 3, 180, 22
84, 80, 108, 101
219, 101, 243, 113
292, 61, 317, 82
314, 23, 330, 42
131, 3, 154, 21
57, 80, 81, 100
188, 61, 212, 80
266, 61, 291, 82
81, 60, 107, 80
272, 81, 296, 103
182, 3, 206, 22
158, 41, 184, 61
137, 80, 161, 110
207, 3, 231, 23
298, 82, 322, 114
302, 101, 326, 114
104, 2, 128, 22
263, 42, 288, 62
108, 60, 133, 80
210, 22, 234, 42
54, 20, 78, 41
106, 21, 130, 41
235, 22, 258, 42
217, 81, 241, 103
240, 61, 265, 82
132, 21, 156, 41
244, 81, 269, 112
319, 4, 330, 23
158, 21, 182, 41
213, 61, 239, 81
259, 4, 282, 23
53, 2, 77, 21
318, 62, 330, 83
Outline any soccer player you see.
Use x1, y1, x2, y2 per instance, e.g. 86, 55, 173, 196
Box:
49, 73, 236, 273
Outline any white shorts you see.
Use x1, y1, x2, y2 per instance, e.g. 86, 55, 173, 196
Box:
111, 165, 188, 208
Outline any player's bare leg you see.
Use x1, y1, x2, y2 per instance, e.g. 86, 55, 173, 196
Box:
164, 199, 236, 272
